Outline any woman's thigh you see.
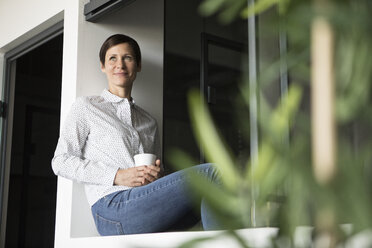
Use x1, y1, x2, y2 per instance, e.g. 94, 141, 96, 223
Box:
92, 163, 216, 235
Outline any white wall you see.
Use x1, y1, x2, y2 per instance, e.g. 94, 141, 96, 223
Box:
0, 0, 64, 52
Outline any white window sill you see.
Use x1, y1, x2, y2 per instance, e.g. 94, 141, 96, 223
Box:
54, 177, 279, 248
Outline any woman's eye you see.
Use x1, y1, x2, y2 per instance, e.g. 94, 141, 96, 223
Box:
124, 55, 133, 62
109, 56, 117, 61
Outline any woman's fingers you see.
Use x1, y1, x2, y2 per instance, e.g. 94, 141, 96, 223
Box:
147, 165, 161, 172
121, 165, 161, 187
155, 159, 161, 166
144, 174, 155, 183
135, 167, 158, 184
132, 182, 143, 187
114, 167, 156, 187
146, 166, 161, 178
138, 166, 158, 183
128, 167, 145, 186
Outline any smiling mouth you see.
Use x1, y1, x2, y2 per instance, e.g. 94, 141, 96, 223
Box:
114, 72, 128, 76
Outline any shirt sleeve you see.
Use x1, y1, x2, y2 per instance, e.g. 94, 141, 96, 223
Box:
51, 98, 118, 186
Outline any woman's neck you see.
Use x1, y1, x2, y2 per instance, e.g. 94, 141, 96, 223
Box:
108, 86, 131, 99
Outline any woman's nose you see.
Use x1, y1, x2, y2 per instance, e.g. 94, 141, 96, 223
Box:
116, 59, 125, 69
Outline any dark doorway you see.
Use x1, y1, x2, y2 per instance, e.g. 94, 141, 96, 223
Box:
4, 33, 63, 248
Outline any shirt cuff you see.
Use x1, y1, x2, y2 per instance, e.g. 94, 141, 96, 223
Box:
101, 163, 120, 186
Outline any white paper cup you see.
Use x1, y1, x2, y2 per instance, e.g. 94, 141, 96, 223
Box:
134, 153, 156, 167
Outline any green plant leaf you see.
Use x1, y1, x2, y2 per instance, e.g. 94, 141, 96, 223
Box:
241, 0, 280, 19
270, 84, 302, 136
188, 168, 241, 217
188, 89, 241, 192
198, 0, 226, 16
168, 149, 242, 218
219, 0, 247, 24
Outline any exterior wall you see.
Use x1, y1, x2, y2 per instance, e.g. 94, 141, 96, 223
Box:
0, 0, 64, 52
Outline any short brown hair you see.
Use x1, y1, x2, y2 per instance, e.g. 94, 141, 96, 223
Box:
99, 34, 141, 67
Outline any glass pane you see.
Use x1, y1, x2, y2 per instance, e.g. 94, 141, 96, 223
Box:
164, 0, 248, 170
208, 44, 250, 167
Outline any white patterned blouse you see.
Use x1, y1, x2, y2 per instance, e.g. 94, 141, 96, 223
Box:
52, 89, 160, 206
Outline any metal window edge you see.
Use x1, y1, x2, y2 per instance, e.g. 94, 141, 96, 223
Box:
84, 0, 136, 23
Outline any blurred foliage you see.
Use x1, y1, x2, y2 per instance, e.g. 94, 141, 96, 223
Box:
168, 0, 372, 247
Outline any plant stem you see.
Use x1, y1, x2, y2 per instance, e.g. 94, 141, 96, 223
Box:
311, 1, 338, 247
311, 1, 337, 185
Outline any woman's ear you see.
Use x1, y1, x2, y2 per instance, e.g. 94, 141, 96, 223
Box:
100, 62, 105, 72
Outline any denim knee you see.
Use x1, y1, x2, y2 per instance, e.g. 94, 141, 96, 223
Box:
193, 163, 220, 184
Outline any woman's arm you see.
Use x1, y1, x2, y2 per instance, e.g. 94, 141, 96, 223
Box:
51, 98, 118, 186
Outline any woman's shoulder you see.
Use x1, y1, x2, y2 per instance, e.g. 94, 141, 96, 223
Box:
134, 105, 157, 123
69, 95, 106, 114
74, 95, 105, 106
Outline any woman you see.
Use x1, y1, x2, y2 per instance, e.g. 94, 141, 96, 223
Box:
52, 34, 219, 236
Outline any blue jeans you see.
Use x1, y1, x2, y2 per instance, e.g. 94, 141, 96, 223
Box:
91, 163, 220, 236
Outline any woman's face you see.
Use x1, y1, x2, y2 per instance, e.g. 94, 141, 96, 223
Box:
101, 42, 141, 93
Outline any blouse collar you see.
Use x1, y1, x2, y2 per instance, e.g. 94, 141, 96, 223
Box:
101, 88, 135, 106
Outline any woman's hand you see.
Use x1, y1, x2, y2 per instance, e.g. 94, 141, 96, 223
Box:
143, 159, 163, 185
114, 159, 163, 187
114, 166, 148, 187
